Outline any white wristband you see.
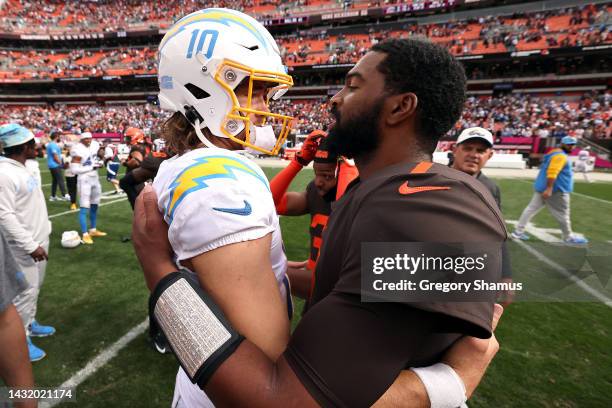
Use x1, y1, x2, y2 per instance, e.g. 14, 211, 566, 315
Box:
411, 363, 467, 408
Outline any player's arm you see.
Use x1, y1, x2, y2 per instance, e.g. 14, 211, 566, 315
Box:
286, 260, 311, 299
184, 234, 290, 361
125, 150, 144, 169
69, 155, 93, 175
52, 152, 62, 166
128, 166, 155, 184
543, 154, 566, 198
270, 131, 323, 215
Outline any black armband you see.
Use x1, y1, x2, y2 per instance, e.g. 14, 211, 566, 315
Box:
149, 270, 244, 387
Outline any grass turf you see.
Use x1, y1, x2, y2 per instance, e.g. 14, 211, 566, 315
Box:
28, 161, 611, 407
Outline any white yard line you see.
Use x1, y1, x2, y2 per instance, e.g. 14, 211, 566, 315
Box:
41, 319, 149, 408
506, 220, 612, 307
512, 239, 612, 307
506, 220, 562, 243
48, 198, 126, 219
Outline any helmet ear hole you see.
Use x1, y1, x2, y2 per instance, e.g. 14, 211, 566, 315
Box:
184, 105, 204, 126
184, 83, 211, 100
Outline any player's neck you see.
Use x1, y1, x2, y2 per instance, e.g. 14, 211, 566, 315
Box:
355, 139, 430, 180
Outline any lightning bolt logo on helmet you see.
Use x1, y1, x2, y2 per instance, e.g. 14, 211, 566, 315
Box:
165, 155, 268, 222
157, 8, 293, 156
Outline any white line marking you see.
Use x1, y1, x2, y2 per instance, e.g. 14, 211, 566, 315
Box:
42, 319, 149, 408
511, 239, 612, 307
506, 220, 562, 243
506, 219, 611, 306
572, 191, 612, 205
48, 198, 126, 219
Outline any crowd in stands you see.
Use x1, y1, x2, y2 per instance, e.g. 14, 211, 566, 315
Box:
281, 4, 610, 66
0, 103, 168, 135
1, 4, 609, 81
0, 47, 157, 79
451, 91, 611, 140
1, 91, 609, 141
0, 0, 392, 33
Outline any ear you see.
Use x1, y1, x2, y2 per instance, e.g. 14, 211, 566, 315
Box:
451, 143, 458, 153
385, 93, 418, 127
487, 149, 494, 160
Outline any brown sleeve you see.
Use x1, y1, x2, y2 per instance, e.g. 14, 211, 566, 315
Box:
284, 292, 455, 408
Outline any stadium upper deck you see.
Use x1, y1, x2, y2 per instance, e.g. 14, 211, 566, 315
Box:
0, 2, 609, 81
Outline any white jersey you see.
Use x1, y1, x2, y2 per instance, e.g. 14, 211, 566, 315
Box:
154, 147, 288, 408
25, 159, 42, 187
0, 157, 51, 256
153, 147, 287, 278
117, 143, 130, 161
577, 149, 590, 163
70, 140, 100, 179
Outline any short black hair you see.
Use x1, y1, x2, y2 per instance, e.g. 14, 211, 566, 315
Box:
371, 38, 466, 153
3, 138, 35, 156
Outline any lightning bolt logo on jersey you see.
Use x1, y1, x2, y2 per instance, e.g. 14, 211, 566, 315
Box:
164, 155, 269, 222
153, 148, 285, 268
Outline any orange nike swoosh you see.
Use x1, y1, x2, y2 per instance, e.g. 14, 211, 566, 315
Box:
398, 181, 451, 195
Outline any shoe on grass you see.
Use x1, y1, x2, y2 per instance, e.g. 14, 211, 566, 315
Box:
29, 320, 56, 337
89, 229, 107, 237
565, 236, 588, 244
510, 231, 530, 241
27, 337, 46, 362
82, 233, 94, 245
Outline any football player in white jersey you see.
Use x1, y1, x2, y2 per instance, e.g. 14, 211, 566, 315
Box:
70, 132, 107, 244
143, 8, 496, 408
151, 9, 293, 406
575, 146, 593, 183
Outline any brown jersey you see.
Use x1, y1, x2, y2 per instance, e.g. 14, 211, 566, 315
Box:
284, 162, 507, 407
305, 181, 333, 272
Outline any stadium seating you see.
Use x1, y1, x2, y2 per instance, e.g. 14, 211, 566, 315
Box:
1, 4, 609, 79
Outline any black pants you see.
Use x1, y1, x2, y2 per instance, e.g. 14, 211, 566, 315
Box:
66, 176, 77, 205
50, 167, 67, 197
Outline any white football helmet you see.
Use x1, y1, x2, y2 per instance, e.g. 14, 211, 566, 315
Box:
61, 231, 81, 249
158, 8, 294, 155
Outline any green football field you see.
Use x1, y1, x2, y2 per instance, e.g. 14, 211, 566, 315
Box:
30, 160, 611, 407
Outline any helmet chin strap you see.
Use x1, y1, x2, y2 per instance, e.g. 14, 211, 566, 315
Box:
193, 118, 218, 149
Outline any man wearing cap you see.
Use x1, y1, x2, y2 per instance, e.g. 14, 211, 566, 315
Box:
70, 132, 107, 245
0, 124, 56, 362
452, 127, 514, 306
511, 136, 587, 244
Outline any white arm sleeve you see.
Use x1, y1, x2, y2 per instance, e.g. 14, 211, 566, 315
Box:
70, 160, 94, 175
0, 177, 38, 253
106, 162, 117, 175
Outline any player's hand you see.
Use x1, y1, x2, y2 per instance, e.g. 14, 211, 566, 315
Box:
442, 304, 503, 399
30, 246, 48, 262
294, 131, 325, 166
132, 184, 176, 291
542, 188, 553, 200
287, 260, 308, 270
497, 278, 515, 307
